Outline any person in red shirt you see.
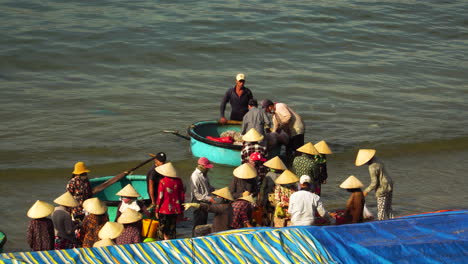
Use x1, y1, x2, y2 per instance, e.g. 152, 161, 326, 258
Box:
155, 162, 185, 240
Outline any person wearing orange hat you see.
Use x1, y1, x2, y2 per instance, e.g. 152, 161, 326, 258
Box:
190, 157, 215, 236
66, 161, 93, 221
219, 73, 254, 124
27, 200, 55, 251
355, 149, 394, 220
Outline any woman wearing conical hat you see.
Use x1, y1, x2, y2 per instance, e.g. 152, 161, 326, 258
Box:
272, 170, 299, 227
80, 197, 109, 248
230, 193, 255, 229
355, 149, 394, 221
229, 163, 258, 200
314, 140, 333, 194
114, 184, 151, 222
155, 162, 185, 240
27, 200, 55, 251
292, 142, 322, 195
66, 161, 93, 221
98, 221, 124, 245
51, 191, 80, 249
333, 176, 366, 225
240, 128, 267, 164
258, 156, 287, 226
184, 187, 235, 236
116, 208, 143, 245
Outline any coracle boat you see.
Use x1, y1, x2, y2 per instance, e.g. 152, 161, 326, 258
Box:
187, 120, 280, 166
90, 175, 150, 221
0, 231, 6, 254
187, 120, 244, 166
1, 210, 466, 263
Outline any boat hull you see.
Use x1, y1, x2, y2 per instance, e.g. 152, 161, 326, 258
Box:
89, 175, 150, 220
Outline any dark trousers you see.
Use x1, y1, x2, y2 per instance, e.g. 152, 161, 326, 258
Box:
192, 207, 208, 237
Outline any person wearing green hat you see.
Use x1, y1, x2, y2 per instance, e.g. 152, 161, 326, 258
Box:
66, 161, 93, 221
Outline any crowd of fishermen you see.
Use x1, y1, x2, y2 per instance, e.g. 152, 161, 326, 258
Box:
25, 72, 394, 251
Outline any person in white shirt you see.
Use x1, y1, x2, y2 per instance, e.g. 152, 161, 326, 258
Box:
288, 175, 335, 226
190, 157, 215, 236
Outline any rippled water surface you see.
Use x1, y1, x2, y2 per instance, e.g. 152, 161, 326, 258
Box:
1, 0, 467, 252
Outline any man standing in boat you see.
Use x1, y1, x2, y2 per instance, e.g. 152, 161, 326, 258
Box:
219, 73, 253, 124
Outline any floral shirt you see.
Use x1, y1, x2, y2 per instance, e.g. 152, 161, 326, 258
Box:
28, 218, 54, 251
156, 177, 185, 215
66, 176, 92, 219
274, 184, 296, 207
115, 223, 142, 245
292, 154, 320, 183
80, 214, 108, 248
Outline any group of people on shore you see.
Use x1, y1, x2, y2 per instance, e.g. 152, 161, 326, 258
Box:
25, 73, 394, 251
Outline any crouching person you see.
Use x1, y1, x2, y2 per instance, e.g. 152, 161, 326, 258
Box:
185, 187, 234, 237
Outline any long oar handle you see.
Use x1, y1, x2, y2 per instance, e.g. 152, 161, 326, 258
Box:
92, 156, 156, 194
163, 130, 190, 140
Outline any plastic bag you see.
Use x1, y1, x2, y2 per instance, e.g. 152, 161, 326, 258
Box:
363, 203, 374, 220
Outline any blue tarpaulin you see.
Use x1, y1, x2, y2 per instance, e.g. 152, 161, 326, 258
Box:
1, 210, 466, 264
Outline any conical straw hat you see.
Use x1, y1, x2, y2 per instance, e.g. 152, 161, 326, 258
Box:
263, 156, 287, 170
72, 161, 90, 175
296, 142, 320, 155
83, 197, 108, 215
98, 222, 124, 239
54, 192, 79, 208
275, 170, 299, 185
116, 184, 140, 198
155, 162, 178, 178
314, 140, 333, 154
242, 128, 264, 142
27, 200, 54, 219
233, 163, 257, 179
340, 175, 364, 189
212, 187, 234, 201
355, 149, 376, 166
117, 208, 142, 224
238, 194, 255, 204
93, 238, 115, 247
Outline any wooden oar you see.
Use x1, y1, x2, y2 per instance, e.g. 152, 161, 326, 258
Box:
92, 155, 156, 194
163, 130, 190, 140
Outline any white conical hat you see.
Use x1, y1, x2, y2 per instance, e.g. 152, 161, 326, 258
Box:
93, 238, 115, 247
116, 184, 140, 198
27, 200, 54, 219
314, 140, 333, 154
242, 128, 264, 142
355, 149, 376, 166
275, 170, 299, 185
296, 142, 320, 155
54, 192, 79, 207
117, 208, 142, 224
339, 175, 364, 189
98, 222, 124, 239
83, 197, 108, 215
212, 187, 234, 201
238, 194, 255, 204
263, 156, 287, 170
155, 162, 178, 178
233, 163, 257, 179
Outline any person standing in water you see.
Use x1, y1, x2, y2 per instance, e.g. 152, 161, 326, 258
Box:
219, 73, 254, 123
355, 149, 394, 220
